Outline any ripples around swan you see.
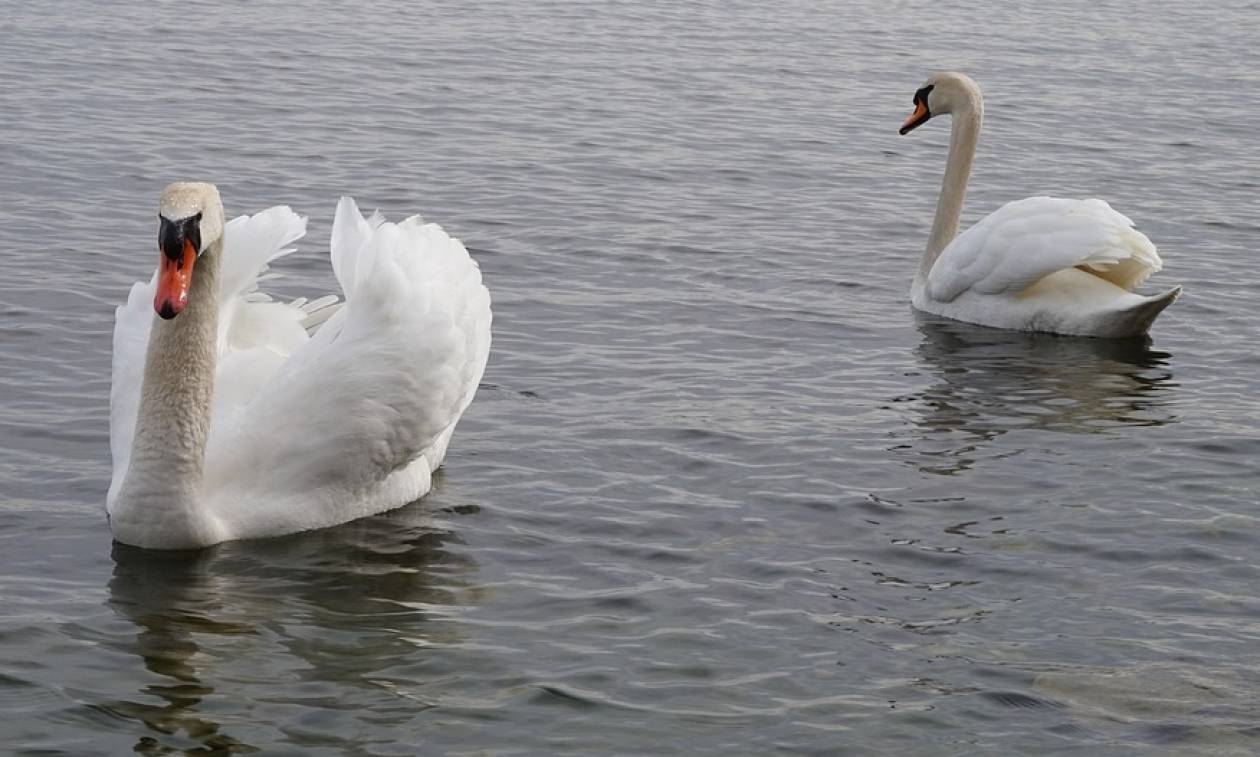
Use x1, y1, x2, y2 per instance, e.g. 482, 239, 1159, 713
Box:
896, 315, 1177, 475
3, 0, 1260, 753
83, 510, 476, 754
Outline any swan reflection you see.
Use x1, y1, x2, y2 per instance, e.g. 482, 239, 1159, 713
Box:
892, 313, 1177, 476
105, 500, 478, 754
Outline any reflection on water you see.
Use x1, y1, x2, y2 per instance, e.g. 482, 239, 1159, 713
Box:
892, 314, 1177, 475
1033, 663, 1260, 750
104, 502, 477, 754
5, 0, 1259, 750
105, 548, 257, 754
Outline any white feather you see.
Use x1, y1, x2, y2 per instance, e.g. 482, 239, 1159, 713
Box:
108, 198, 491, 544
927, 197, 1162, 302
902, 71, 1179, 337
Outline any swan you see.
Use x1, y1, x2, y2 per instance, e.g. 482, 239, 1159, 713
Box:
899, 72, 1180, 337
107, 182, 492, 549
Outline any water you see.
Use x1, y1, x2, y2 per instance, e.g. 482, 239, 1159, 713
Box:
2, 0, 1259, 753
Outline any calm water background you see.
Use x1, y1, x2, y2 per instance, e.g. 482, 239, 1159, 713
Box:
2, 0, 1259, 754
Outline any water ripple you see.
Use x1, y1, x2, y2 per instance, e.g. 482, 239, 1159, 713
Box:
3, 0, 1260, 754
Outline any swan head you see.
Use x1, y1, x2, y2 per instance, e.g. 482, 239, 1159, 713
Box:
155, 182, 224, 319
899, 71, 982, 135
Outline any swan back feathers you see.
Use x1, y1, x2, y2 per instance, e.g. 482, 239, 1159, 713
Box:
926, 197, 1163, 303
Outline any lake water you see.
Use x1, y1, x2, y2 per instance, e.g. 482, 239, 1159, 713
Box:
2, 0, 1259, 754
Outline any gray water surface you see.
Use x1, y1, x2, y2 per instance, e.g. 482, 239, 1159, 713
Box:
2, 1, 1260, 754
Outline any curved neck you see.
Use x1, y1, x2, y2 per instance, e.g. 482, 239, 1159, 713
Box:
920, 97, 983, 281
113, 239, 222, 546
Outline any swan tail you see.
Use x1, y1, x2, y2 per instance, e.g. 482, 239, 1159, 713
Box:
1136, 285, 1181, 326
1099, 285, 1181, 338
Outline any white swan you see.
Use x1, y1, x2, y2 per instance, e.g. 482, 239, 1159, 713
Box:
899, 72, 1179, 337
107, 182, 492, 549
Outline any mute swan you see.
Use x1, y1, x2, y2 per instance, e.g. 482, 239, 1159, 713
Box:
108, 183, 492, 549
899, 72, 1179, 337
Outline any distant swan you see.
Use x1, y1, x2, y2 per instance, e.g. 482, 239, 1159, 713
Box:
899, 72, 1179, 337
108, 182, 492, 549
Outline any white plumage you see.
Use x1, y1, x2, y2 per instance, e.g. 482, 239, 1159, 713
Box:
901, 72, 1179, 337
108, 185, 491, 548
926, 197, 1159, 301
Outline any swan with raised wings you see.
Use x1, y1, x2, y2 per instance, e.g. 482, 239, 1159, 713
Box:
899, 72, 1179, 337
108, 183, 491, 549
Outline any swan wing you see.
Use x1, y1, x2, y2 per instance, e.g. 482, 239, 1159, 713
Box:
210, 207, 322, 427
202, 197, 492, 524
108, 277, 155, 506
926, 197, 1162, 303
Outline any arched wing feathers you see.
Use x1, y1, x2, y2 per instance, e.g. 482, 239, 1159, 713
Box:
203, 198, 492, 508
927, 197, 1162, 303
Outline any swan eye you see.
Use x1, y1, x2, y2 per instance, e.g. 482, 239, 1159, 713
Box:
914, 84, 935, 106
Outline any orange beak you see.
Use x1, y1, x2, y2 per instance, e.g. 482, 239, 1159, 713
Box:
154, 238, 197, 319
900, 100, 931, 135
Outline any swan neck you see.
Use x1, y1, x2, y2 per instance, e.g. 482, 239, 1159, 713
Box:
922, 98, 983, 279
114, 238, 222, 545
